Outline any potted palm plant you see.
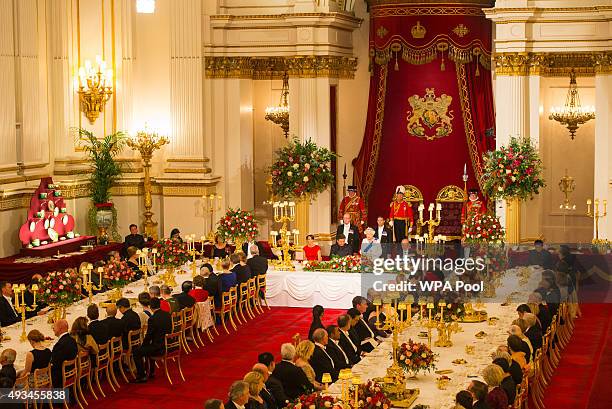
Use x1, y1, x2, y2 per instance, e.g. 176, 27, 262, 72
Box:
77, 128, 126, 244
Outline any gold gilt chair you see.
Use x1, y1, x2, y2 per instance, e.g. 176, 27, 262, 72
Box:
195, 300, 215, 343
109, 336, 130, 387
247, 278, 262, 315
76, 351, 98, 404
150, 331, 186, 385
182, 306, 202, 353
124, 329, 143, 379
230, 286, 242, 326
208, 297, 220, 337
32, 365, 52, 409
171, 310, 183, 334
61, 357, 82, 409
238, 282, 253, 321
214, 291, 235, 334
256, 274, 270, 311
13, 372, 29, 408
94, 341, 115, 397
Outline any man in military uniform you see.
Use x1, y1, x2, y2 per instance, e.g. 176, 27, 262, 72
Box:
389, 186, 414, 243
338, 186, 367, 234
461, 188, 486, 227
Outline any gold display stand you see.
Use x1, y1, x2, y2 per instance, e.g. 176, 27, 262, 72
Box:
505, 197, 521, 244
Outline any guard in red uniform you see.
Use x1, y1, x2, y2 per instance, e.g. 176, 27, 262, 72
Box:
389, 186, 414, 243
338, 186, 368, 234
461, 188, 487, 229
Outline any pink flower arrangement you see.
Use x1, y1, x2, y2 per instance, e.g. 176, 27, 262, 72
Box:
351, 381, 391, 409
103, 260, 136, 288
216, 208, 259, 243
153, 238, 190, 268
396, 339, 437, 375
285, 393, 342, 409
38, 268, 83, 307
463, 212, 505, 244
303, 255, 361, 272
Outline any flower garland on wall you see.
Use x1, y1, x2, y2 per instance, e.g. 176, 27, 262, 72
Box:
38, 269, 83, 307
216, 208, 259, 244
269, 138, 336, 200
482, 136, 545, 201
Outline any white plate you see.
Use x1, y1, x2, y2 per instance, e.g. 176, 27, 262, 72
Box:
29, 221, 35, 232
50, 218, 55, 228
62, 215, 68, 225
44, 219, 49, 229
54, 207, 59, 217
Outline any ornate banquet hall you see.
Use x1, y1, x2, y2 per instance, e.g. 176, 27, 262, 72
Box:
0, 0, 610, 408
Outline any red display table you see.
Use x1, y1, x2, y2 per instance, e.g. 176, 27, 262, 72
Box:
19, 236, 96, 257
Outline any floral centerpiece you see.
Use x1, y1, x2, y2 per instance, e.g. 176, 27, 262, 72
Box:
285, 393, 341, 409
303, 255, 361, 272
269, 138, 336, 200
38, 268, 83, 307
351, 381, 392, 409
463, 212, 505, 244
102, 260, 136, 288
396, 339, 437, 377
435, 302, 466, 322
482, 136, 545, 201
216, 208, 258, 248
153, 238, 190, 268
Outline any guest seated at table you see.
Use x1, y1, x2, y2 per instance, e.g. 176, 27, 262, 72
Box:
189, 276, 209, 302
0, 281, 19, 327
117, 298, 141, 348
336, 213, 360, 255
303, 234, 322, 261
527, 239, 554, 269
492, 358, 516, 405
23, 274, 48, 317
536, 271, 560, 316
361, 228, 382, 264
242, 239, 263, 259
103, 305, 124, 340
247, 246, 268, 277
202, 267, 222, 307
0, 349, 17, 386
257, 352, 289, 407
271, 343, 314, 400
225, 381, 250, 409
17, 329, 52, 385
347, 308, 377, 352
220, 260, 237, 292
126, 246, 143, 280
205, 399, 225, 409
174, 281, 196, 310
523, 312, 542, 355
160, 285, 180, 313
231, 253, 251, 285
352, 295, 381, 340
527, 292, 551, 332
455, 390, 473, 409
170, 228, 183, 242
491, 349, 522, 386
329, 234, 352, 258
71, 316, 99, 361
325, 325, 351, 370
308, 305, 325, 341
211, 235, 232, 259
508, 323, 533, 360
481, 364, 508, 409
132, 297, 172, 383
310, 328, 337, 383
337, 314, 361, 364
507, 335, 529, 370
243, 371, 267, 409
467, 380, 490, 409
252, 363, 280, 409
294, 340, 322, 391
107, 250, 121, 262
124, 223, 145, 254
149, 285, 161, 300
50, 319, 78, 387
138, 292, 153, 324
87, 304, 109, 345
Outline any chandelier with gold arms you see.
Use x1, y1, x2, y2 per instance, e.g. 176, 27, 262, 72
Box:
265, 73, 290, 138
549, 69, 595, 140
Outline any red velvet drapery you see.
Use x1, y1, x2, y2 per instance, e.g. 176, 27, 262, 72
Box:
353, 2, 495, 226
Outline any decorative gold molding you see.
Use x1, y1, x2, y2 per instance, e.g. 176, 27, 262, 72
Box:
205, 56, 358, 79
494, 51, 612, 76
161, 185, 212, 197
166, 158, 211, 163
436, 185, 466, 202
210, 12, 362, 24
0, 174, 49, 185
164, 168, 212, 174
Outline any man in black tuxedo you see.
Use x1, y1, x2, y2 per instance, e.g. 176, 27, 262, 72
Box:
117, 298, 141, 349
247, 246, 268, 276
310, 328, 338, 382
87, 304, 109, 345
350, 297, 380, 350
50, 319, 78, 387
225, 381, 250, 409
202, 269, 222, 307
252, 363, 279, 409
527, 240, 554, 269
272, 343, 314, 400
329, 235, 353, 258
337, 314, 361, 364
173, 281, 196, 310
125, 224, 145, 249
325, 325, 351, 370
231, 253, 251, 285
132, 297, 172, 382
335, 213, 360, 254
103, 305, 124, 340
258, 352, 289, 407
0, 281, 19, 327
523, 312, 543, 356
468, 380, 491, 409
374, 216, 393, 258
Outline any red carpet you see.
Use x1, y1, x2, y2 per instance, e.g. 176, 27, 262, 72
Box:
543, 304, 612, 409
87, 307, 345, 409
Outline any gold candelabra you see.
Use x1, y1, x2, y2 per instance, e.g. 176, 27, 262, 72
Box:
587, 198, 608, 243
270, 201, 299, 271
127, 129, 170, 240
136, 248, 151, 292
202, 194, 222, 242
81, 263, 104, 304
264, 73, 290, 138
373, 298, 412, 385
77, 56, 113, 124
559, 169, 576, 211
549, 70, 596, 140
416, 202, 441, 241
433, 301, 460, 348
185, 234, 201, 278
12, 283, 38, 342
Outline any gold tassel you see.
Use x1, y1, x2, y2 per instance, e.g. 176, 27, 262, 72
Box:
394, 52, 399, 71
475, 63, 480, 77
441, 57, 445, 71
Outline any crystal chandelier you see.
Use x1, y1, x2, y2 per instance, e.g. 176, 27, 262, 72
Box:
549, 70, 595, 140
265, 73, 290, 138
77, 56, 113, 124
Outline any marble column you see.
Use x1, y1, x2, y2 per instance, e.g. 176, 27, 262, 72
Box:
594, 72, 612, 240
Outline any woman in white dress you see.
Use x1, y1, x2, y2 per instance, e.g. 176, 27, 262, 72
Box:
361, 227, 382, 263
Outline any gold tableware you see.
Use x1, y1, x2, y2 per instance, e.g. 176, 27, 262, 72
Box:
452, 359, 467, 365
436, 376, 451, 390
465, 345, 475, 355
475, 331, 487, 339
435, 369, 453, 375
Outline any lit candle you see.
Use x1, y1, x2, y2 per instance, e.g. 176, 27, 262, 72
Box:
20, 284, 26, 306
604, 200, 608, 214
98, 267, 103, 286
12, 284, 19, 307
31, 284, 38, 305
463, 163, 467, 176
427, 302, 434, 322
587, 199, 592, 215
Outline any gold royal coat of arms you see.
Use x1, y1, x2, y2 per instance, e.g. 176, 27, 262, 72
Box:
406, 88, 454, 141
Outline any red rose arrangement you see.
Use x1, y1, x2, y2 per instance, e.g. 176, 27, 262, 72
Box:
216, 208, 258, 244
285, 393, 341, 409
303, 255, 361, 272
153, 238, 190, 268
463, 212, 505, 244
103, 260, 136, 288
351, 381, 391, 409
38, 268, 83, 307
396, 339, 437, 375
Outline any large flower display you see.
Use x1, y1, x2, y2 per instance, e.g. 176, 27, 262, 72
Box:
269, 138, 336, 200
38, 268, 83, 307
463, 212, 505, 244
351, 381, 392, 409
153, 238, 190, 268
396, 339, 437, 376
482, 136, 545, 201
103, 260, 136, 288
303, 255, 361, 272
216, 208, 259, 244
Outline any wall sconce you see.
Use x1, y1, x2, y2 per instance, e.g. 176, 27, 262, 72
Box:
77, 56, 113, 124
